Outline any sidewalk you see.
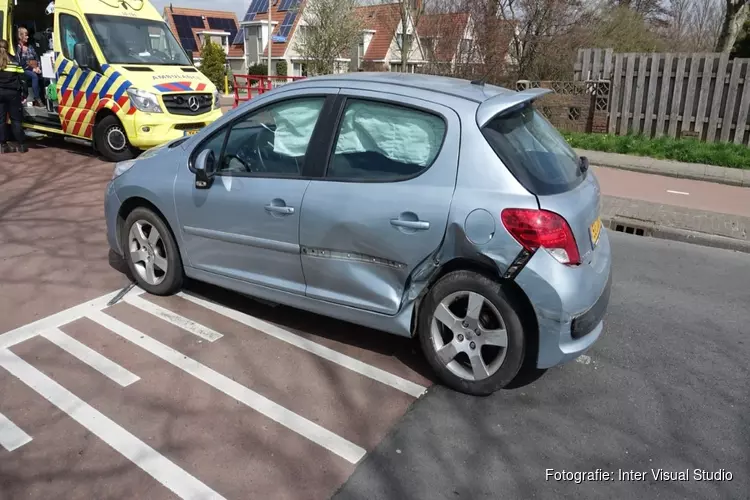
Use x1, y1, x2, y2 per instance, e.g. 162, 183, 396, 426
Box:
601, 196, 750, 254
577, 148, 750, 188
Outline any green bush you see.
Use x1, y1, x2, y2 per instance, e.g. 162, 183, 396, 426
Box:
247, 63, 268, 75
198, 40, 226, 90
562, 132, 750, 170
276, 60, 288, 76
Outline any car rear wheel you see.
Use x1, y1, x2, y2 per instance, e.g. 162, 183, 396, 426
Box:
418, 270, 525, 396
122, 207, 183, 296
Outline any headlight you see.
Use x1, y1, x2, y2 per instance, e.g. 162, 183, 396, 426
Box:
213, 89, 221, 108
127, 88, 163, 113
112, 159, 137, 179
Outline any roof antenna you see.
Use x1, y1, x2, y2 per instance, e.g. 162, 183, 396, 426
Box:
471, 58, 502, 87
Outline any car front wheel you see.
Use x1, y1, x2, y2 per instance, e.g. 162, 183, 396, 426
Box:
122, 207, 183, 296
418, 270, 526, 396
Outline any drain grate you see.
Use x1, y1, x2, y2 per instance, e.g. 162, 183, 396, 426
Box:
614, 224, 646, 236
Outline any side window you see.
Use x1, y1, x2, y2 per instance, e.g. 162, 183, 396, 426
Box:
216, 97, 324, 176
327, 99, 446, 181
59, 14, 92, 61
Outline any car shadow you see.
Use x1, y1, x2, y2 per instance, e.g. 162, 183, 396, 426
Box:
108, 251, 548, 392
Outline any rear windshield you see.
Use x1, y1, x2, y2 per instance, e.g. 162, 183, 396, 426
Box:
481, 104, 584, 195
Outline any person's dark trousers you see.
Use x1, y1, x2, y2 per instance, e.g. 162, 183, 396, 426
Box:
23, 70, 40, 101
0, 89, 25, 146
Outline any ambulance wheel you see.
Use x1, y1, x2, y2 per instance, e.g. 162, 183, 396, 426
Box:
95, 115, 138, 162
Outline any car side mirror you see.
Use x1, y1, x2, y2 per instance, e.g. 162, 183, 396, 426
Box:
74, 43, 93, 69
194, 149, 216, 189
579, 155, 589, 173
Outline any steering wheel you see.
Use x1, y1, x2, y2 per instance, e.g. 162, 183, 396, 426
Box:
223, 154, 253, 173
252, 127, 275, 173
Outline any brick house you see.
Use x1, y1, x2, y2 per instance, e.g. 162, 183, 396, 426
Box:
235, 0, 426, 76
350, 3, 426, 73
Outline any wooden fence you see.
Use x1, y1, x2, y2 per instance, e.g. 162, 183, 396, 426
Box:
575, 48, 750, 145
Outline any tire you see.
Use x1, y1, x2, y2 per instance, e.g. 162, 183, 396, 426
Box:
122, 207, 184, 296
418, 270, 526, 396
95, 115, 138, 162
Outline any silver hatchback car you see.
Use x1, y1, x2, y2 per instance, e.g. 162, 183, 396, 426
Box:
104, 73, 612, 396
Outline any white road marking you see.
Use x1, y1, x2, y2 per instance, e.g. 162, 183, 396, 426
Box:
40, 328, 140, 387
0, 411, 32, 451
123, 294, 223, 342
0, 286, 143, 349
87, 310, 367, 464
0, 349, 226, 500
666, 190, 690, 195
178, 291, 427, 398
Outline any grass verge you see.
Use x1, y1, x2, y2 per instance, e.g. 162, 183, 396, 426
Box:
561, 132, 750, 170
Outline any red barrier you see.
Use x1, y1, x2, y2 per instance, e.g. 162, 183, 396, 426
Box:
232, 75, 306, 108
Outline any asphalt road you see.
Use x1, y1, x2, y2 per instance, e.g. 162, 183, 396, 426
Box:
334, 231, 750, 500
1, 140, 748, 499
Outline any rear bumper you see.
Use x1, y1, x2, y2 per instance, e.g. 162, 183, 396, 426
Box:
514, 230, 612, 369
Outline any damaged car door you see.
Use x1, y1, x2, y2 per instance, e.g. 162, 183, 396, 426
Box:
299, 93, 460, 315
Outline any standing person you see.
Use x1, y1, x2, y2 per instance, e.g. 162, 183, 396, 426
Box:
16, 27, 43, 107
0, 39, 27, 154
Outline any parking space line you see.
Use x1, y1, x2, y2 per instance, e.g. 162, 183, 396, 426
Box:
0, 349, 226, 499
178, 291, 427, 399
0, 286, 142, 350
0, 410, 32, 452
87, 310, 367, 464
123, 294, 223, 342
40, 328, 140, 387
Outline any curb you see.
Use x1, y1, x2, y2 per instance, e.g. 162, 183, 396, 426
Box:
602, 216, 750, 254
591, 160, 749, 188
574, 149, 750, 188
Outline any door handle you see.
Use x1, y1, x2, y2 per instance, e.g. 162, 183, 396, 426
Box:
264, 204, 295, 215
390, 219, 430, 230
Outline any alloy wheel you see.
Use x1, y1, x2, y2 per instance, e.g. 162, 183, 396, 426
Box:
128, 220, 168, 286
430, 291, 509, 381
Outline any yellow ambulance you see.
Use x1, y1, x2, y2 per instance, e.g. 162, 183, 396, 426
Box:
1, 0, 222, 161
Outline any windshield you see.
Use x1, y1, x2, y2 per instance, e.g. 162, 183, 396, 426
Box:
87, 15, 191, 66
481, 104, 584, 196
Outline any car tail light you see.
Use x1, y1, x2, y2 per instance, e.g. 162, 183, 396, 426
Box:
501, 208, 580, 265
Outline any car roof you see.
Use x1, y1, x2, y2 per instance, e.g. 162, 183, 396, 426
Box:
289, 72, 514, 104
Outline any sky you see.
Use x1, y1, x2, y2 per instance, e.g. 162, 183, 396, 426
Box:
152, 0, 250, 21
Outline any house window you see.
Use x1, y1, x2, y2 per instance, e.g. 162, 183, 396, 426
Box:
396, 33, 413, 51
459, 38, 472, 56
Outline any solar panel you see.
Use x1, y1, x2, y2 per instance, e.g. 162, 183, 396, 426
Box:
278, 0, 299, 12
277, 11, 296, 38
173, 14, 203, 51
207, 17, 238, 43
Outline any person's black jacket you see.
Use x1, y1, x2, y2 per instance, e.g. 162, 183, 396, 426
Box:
0, 61, 23, 92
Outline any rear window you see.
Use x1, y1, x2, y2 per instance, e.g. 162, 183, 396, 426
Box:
481, 104, 584, 195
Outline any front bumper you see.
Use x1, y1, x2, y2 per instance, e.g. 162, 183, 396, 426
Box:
514, 230, 612, 369
104, 179, 123, 256
125, 108, 223, 149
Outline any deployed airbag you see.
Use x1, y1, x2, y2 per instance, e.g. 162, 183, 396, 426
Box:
272, 99, 324, 156
335, 101, 445, 166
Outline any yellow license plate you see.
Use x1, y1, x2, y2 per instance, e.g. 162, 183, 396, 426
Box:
184, 129, 200, 136
590, 218, 602, 245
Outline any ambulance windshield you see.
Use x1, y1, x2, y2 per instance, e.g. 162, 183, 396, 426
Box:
87, 15, 192, 66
